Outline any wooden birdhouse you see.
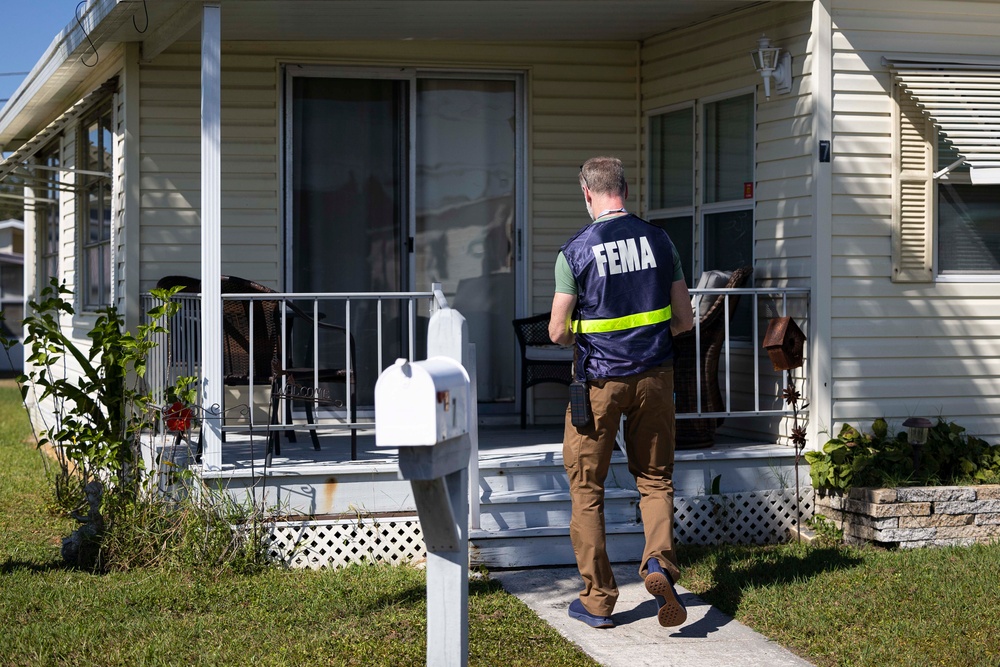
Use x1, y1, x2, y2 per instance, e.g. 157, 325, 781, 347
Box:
762, 316, 806, 371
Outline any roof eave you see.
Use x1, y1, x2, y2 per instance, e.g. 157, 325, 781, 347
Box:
0, 0, 128, 151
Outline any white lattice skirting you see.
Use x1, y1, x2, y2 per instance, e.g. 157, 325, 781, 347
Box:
673, 488, 815, 547
265, 488, 815, 569
268, 517, 427, 570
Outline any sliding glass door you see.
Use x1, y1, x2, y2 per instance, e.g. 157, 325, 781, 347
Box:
287, 68, 521, 406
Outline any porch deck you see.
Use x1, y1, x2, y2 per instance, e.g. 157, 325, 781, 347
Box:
143, 280, 813, 567
178, 424, 792, 494
151, 424, 809, 569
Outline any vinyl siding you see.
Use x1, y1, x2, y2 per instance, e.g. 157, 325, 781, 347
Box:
113, 86, 126, 313
640, 4, 813, 444
138, 48, 280, 287
641, 2, 814, 286
136, 40, 640, 311
830, 0, 1000, 441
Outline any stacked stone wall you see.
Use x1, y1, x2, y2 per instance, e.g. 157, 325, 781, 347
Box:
814, 486, 1000, 548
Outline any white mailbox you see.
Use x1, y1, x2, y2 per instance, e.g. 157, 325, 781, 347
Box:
375, 357, 470, 448
375, 324, 475, 666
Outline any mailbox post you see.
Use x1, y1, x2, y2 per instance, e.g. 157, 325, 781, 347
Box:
375, 356, 472, 667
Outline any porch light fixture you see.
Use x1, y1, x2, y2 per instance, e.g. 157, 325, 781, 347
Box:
902, 417, 933, 468
750, 34, 792, 100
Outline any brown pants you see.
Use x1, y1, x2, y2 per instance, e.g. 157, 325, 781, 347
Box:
563, 366, 680, 617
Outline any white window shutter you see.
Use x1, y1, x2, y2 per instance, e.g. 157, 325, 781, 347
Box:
892, 85, 934, 283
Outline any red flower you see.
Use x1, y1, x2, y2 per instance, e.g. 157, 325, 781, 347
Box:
165, 401, 193, 433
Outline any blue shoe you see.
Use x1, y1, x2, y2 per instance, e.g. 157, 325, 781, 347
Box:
645, 558, 687, 627
568, 598, 615, 628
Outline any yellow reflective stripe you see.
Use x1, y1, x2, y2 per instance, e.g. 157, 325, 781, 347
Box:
572, 305, 672, 334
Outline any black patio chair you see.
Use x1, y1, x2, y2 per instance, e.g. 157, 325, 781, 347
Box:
512, 312, 573, 428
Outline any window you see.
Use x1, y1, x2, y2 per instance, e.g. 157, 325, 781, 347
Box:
36, 143, 61, 290
888, 57, 1000, 281
938, 182, 1000, 273
649, 107, 695, 285
702, 94, 754, 287
80, 100, 113, 308
647, 94, 755, 286
936, 139, 1000, 275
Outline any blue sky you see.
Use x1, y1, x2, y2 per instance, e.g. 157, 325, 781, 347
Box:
1, 1, 81, 105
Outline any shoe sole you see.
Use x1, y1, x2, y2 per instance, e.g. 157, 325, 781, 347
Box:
645, 571, 687, 627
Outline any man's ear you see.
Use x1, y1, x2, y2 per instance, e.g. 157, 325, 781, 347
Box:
623, 182, 629, 201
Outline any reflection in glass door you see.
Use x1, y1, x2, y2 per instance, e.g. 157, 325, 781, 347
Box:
415, 78, 517, 404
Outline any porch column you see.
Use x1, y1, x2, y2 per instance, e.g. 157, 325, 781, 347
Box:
810, 0, 834, 450
200, 3, 223, 470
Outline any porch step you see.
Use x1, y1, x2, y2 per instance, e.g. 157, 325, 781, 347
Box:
470, 522, 647, 569
477, 487, 639, 531
471, 449, 643, 567
478, 450, 635, 495
479, 465, 569, 494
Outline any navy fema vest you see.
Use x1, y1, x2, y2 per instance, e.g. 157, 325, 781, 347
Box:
561, 213, 675, 380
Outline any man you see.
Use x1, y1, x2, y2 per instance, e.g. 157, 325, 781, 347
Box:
548, 156, 694, 629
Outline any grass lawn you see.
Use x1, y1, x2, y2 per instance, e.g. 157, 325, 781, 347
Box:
681, 540, 1000, 666
0, 382, 597, 667
3, 380, 1000, 666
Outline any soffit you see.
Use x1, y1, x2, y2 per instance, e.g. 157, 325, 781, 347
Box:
120, 0, 771, 42
2, 0, 799, 150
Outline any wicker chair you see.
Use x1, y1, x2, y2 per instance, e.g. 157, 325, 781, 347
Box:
157, 275, 281, 453
512, 312, 573, 428
672, 266, 753, 449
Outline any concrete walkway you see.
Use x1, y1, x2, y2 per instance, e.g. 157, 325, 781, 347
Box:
492, 562, 814, 667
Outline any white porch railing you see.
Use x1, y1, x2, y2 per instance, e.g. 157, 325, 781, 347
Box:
680, 285, 811, 419
142, 284, 810, 450
142, 286, 446, 453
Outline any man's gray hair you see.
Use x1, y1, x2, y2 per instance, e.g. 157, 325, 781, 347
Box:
580, 157, 627, 198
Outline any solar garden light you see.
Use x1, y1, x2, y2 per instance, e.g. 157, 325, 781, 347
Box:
903, 417, 933, 469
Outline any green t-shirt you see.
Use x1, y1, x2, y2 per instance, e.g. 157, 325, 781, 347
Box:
554, 241, 684, 295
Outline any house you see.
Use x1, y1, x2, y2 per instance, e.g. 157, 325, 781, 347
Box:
2, 0, 999, 567
0, 219, 24, 372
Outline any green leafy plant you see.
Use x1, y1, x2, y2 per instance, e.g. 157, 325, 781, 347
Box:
10, 280, 183, 504
0, 280, 189, 568
805, 417, 1000, 491
805, 513, 843, 547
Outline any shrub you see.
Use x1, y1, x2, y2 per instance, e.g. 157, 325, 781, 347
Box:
4, 280, 184, 511
100, 484, 273, 574
0, 281, 270, 572
806, 417, 1000, 492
